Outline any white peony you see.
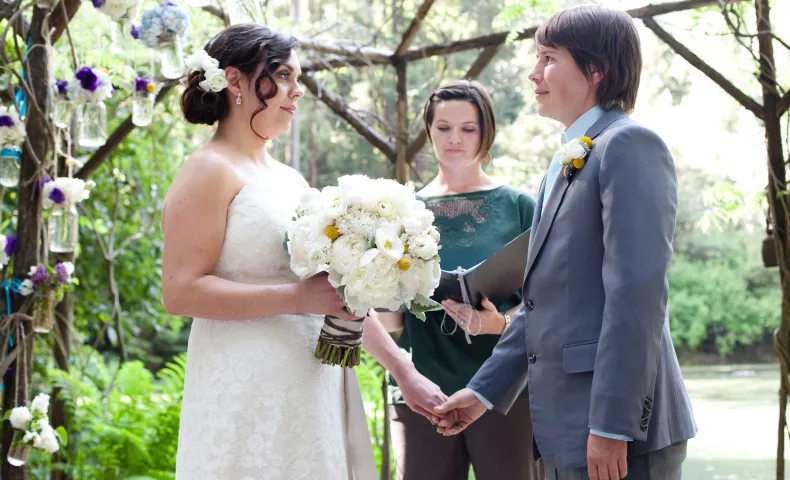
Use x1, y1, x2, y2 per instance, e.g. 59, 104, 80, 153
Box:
186, 49, 220, 73
9, 407, 31, 430
31, 393, 50, 415
342, 249, 401, 316
34, 424, 59, 453
402, 217, 423, 236
331, 234, 369, 276
199, 68, 228, 93
61, 262, 75, 275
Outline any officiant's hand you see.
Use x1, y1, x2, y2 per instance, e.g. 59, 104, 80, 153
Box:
433, 388, 487, 435
587, 433, 628, 480
442, 298, 506, 335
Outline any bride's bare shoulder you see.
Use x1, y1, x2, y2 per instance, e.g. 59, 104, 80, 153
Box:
164, 147, 241, 213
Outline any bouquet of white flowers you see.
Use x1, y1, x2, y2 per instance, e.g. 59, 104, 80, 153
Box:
6, 393, 68, 466
287, 174, 442, 367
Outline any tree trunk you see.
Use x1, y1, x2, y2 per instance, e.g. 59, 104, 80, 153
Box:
394, 59, 408, 184
3, 7, 50, 480
308, 112, 318, 187
50, 251, 74, 480
755, 1, 790, 478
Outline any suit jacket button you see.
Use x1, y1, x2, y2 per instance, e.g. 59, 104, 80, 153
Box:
528, 353, 537, 364
526, 300, 535, 311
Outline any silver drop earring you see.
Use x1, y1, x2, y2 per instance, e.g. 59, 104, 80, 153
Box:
236, 92, 242, 105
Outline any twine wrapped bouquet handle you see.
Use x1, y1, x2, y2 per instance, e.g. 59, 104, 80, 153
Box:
314, 315, 365, 368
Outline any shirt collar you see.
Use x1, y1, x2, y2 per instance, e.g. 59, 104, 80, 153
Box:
561, 105, 605, 145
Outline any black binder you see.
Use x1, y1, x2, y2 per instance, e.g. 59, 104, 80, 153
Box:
430, 228, 531, 309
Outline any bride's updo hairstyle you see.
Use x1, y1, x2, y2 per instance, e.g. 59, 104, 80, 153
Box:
180, 24, 298, 128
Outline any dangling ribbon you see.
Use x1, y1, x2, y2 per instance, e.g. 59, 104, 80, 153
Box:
0, 279, 22, 390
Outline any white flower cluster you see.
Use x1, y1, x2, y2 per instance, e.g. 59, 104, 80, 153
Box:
66, 68, 114, 104
9, 393, 62, 454
42, 177, 95, 210
94, 0, 141, 22
186, 50, 227, 93
556, 138, 591, 167
287, 175, 442, 319
0, 106, 25, 148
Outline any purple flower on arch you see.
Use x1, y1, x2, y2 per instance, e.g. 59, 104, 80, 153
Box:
0, 116, 14, 127
75, 67, 100, 92
4, 236, 17, 258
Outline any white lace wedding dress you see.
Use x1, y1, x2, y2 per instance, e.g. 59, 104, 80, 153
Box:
175, 163, 376, 480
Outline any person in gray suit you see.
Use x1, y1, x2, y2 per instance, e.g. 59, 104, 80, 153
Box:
432, 5, 697, 480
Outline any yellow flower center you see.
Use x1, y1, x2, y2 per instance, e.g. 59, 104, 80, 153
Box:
404, 244, 409, 254
572, 158, 586, 170
325, 225, 340, 240
580, 136, 593, 148
65, 157, 77, 167
397, 258, 411, 271
384, 240, 392, 250
146, 83, 156, 93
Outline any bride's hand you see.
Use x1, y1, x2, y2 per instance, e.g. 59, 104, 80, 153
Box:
441, 297, 505, 335
296, 273, 360, 320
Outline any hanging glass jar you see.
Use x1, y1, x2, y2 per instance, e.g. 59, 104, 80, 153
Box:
132, 94, 155, 127
159, 38, 185, 80
78, 101, 107, 149
6, 431, 31, 466
49, 205, 79, 253
109, 21, 124, 55
53, 96, 72, 129
32, 290, 57, 334
0, 146, 20, 188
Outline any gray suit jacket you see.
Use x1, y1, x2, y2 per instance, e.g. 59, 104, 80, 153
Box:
468, 108, 697, 468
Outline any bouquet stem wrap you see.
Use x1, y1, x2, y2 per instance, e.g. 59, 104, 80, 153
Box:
314, 316, 364, 368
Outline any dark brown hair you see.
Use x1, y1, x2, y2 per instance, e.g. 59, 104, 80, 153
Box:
422, 80, 497, 165
535, 5, 642, 113
180, 24, 298, 135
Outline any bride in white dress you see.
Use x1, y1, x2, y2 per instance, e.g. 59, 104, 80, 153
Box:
162, 24, 451, 479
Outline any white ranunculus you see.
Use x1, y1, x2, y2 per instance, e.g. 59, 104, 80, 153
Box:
199, 68, 228, 93
323, 197, 345, 221
375, 228, 404, 261
331, 234, 369, 276
31, 393, 50, 415
375, 200, 396, 218
409, 234, 439, 260
9, 407, 31, 430
19, 279, 33, 296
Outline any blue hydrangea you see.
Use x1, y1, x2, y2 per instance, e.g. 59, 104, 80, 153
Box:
138, 2, 189, 49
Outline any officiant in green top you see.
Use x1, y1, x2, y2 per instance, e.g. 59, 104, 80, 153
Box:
376, 80, 543, 480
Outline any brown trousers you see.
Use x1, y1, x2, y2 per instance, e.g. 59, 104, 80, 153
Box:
390, 395, 545, 480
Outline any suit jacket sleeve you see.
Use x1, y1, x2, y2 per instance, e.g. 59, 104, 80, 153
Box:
590, 124, 678, 440
467, 303, 529, 415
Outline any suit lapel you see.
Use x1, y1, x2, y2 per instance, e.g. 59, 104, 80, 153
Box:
524, 173, 570, 276
523, 107, 628, 281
